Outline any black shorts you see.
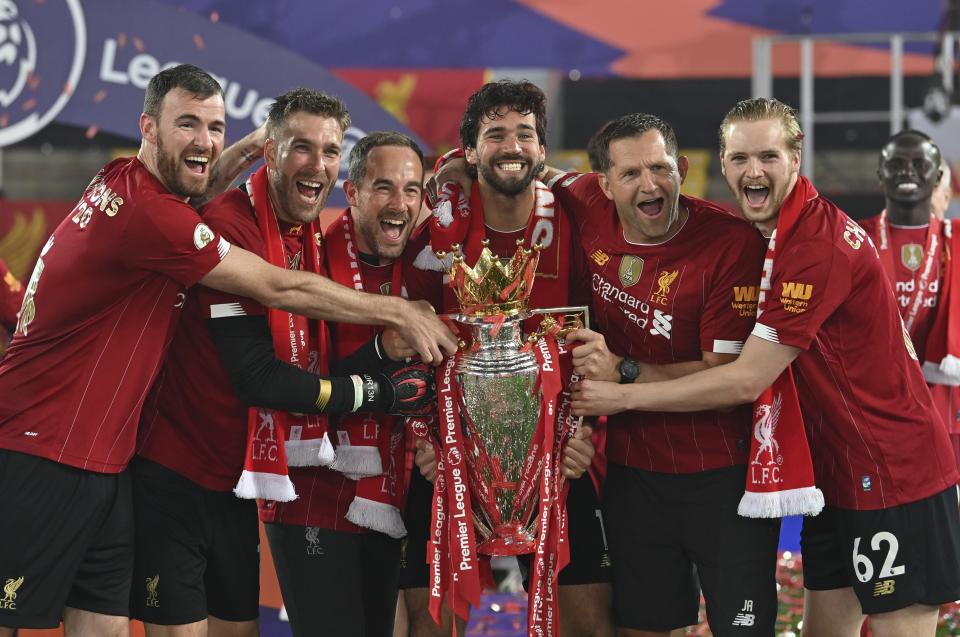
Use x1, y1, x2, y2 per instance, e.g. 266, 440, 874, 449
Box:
517, 474, 613, 586
0, 450, 133, 629
129, 457, 260, 625
398, 468, 433, 589
266, 522, 401, 637
801, 484, 960, 615
603, 463, 780, 635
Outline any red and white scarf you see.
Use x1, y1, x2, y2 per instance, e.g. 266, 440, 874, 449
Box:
325, 210, 408, 538
738, 176, 825, 518
233, 166, 333, 502
873, 211, 960, 385
414, 180, 564, 307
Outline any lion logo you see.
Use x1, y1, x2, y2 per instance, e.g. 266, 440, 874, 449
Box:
752, 393, 782, 466
255, 410, 276, 442
145, 574, 159, 607
2, 576, 23, 604
650, 269, 678, 305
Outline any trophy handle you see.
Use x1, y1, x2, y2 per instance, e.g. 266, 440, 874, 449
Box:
528, 305, 591, 334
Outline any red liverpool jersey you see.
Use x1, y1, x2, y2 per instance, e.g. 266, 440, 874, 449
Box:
552, 172, 764, 473
858, 216, 941, 356
138, 188, 312, 491
753, 195, 958, 509
404, 193, 590, 314
0, 158, 228, 473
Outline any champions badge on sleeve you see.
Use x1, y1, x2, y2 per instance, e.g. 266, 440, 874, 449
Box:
409, 240, 586, 637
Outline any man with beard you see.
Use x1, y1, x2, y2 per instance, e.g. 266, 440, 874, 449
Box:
538, 113, 778, 637
0, 66, 455, 637
402, 80, 610, 637
133, 92, 433, 637
572, 98, 960, 637
259, 131, 430, 637
859, 132, 960, 470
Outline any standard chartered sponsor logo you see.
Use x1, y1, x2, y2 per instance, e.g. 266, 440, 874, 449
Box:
592, 273, 652, 328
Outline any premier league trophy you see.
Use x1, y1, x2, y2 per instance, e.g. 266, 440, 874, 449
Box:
416, 239, 586, 635
436, 240, 586, 556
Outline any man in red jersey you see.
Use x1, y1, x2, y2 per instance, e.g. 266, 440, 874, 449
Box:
133, 92, 433, 637
257, 130, 430, 637
403, 80, 610, 637
0, 65, 455, 637
0, 257, 22, 356
572, 98, 960, 637
539, 113, 778, 637
859, 131, 960, 470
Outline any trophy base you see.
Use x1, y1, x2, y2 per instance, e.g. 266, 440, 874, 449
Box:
477, 523, 536, 556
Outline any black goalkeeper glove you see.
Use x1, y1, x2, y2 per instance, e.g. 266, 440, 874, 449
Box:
354, 362, 436, 416
379, 362, 436, 416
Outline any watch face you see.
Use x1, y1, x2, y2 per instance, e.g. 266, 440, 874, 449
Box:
620, 358, 640, 383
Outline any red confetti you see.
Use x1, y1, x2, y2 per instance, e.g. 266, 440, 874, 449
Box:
62, 82, 73, 97
92, 89, 107, 103
133, 36, 145, 52
193, 34, 205, 50
209, 10, 220, 22
85, 126, 98, 139
26, 71, 39, 91
0, 113, 9, 128
118, 32, 127, 47
20, 98, 36, 112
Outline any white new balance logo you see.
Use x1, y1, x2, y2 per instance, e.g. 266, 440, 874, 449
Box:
732, 600, 755, 627
732, 613, 755, 627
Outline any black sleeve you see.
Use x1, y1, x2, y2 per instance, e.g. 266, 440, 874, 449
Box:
330, 333, 391, 376
207, 315, 391, 414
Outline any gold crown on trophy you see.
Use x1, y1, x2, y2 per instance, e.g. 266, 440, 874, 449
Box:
439, 240, 541, 316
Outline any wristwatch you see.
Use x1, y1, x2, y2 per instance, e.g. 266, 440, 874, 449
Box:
618, 358, 641, 384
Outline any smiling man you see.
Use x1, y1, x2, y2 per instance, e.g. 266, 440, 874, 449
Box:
572, 98, 960, 637
545, 113, 777, 637
402, 80, 607, 637
858, 132, 960, 471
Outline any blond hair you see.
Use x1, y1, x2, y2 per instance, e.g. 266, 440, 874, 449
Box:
719, 98, 804, 155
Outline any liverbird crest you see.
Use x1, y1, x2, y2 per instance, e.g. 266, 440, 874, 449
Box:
442, 240, 541, 316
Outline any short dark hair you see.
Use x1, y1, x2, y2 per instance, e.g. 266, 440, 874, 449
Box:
459, 80, 547, 150
143, 64, 223, 119
266, 87, 351, 138
880, 129, 940, 166
348, 131, 425, 183
590, 113, 679, 173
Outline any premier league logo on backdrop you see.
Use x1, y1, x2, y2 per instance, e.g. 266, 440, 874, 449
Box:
0, 0, 85, 147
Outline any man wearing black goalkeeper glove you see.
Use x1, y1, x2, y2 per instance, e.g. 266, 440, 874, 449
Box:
256, 131, 434, 637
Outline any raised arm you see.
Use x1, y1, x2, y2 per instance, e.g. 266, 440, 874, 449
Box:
192, 124, 267, 206
200, 245, 457, 364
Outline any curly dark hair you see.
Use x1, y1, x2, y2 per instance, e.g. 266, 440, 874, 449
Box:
266, 87, 351, 137
590, 113, 679, 173
459, 80, 547, 150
